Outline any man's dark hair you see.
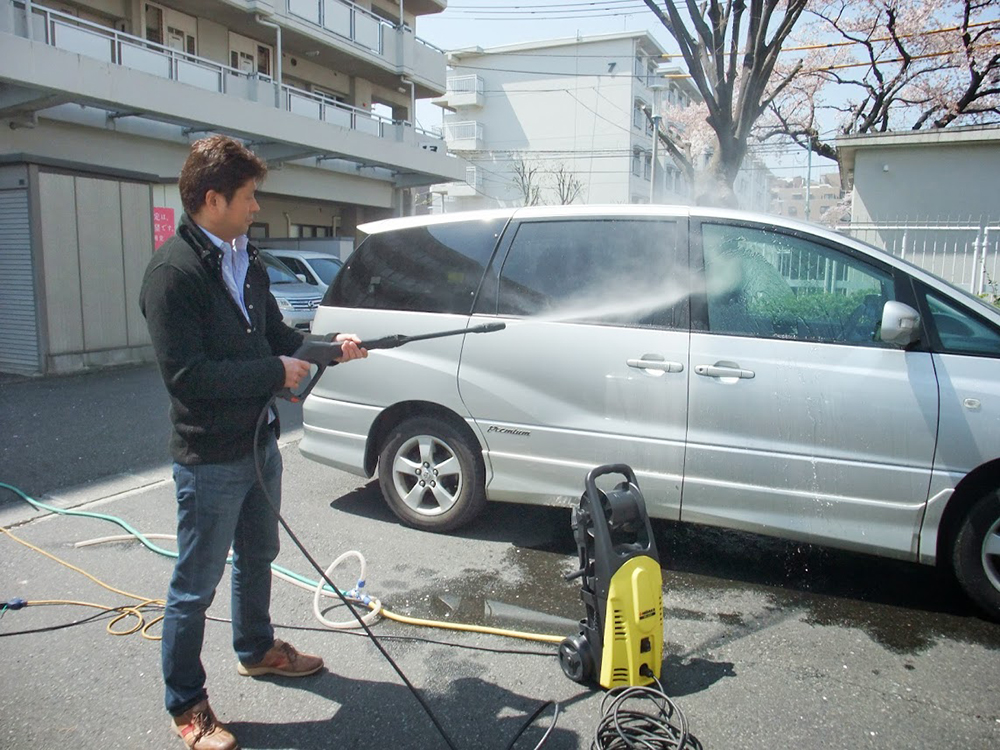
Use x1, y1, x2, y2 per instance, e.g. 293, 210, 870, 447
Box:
178, 135, 267, 215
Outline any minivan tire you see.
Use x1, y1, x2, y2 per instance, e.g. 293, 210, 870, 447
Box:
952, 489, 1000, 620
377, 415, 487, 532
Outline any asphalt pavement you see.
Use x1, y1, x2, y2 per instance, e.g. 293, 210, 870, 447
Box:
1, 365, 999, 750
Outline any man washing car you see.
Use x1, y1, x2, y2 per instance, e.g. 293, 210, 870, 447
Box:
140, 135, 366, 750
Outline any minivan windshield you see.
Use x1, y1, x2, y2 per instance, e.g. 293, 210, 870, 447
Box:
309, 257, 343, 285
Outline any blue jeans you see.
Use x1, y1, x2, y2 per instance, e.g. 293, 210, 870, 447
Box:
162, 435, 282, 716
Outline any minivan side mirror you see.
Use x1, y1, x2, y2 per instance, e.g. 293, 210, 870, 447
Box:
880, 301, 921, 346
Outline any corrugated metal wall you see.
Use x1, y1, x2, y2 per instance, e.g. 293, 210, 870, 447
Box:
0, 185, 40, 374
36, 171, 153, 373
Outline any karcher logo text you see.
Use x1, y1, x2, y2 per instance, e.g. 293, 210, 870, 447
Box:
487, 426, 530, 437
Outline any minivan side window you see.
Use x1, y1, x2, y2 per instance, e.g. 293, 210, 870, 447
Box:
278, 257, 311, 281
325, 219, 507, 313
922, 290, 1000, 356
700, 223, 894, 344
496, 219, 686, 329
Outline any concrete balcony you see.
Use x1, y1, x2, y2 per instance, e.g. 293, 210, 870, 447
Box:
282, 0, 447, 96
444, 120, 484, 151
446, 165, 481, 196
432, 75, 485, 110
0, 3, 464, 185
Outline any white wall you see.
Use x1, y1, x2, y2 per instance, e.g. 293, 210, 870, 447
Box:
852, 141, 1000, 223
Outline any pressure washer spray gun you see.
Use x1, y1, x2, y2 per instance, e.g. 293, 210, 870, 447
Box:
279, 322, 507, 402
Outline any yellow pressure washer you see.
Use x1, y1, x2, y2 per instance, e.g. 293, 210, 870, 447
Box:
559, 464, 664, 689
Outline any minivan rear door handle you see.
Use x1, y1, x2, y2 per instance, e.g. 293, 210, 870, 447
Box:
694, 363, 755, 379
627, 356, 684, 373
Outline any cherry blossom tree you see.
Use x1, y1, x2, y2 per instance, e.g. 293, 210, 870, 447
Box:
641, 0, 810, 206
763, 0, 1000, 164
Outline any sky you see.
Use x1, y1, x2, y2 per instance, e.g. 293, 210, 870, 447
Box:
411, 1, 840, 182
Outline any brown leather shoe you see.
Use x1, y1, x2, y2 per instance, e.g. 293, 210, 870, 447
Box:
171, 700, 238, 750
237, 638, 324, 677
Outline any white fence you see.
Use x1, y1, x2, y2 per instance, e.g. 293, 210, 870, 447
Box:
839, 219, 999, 300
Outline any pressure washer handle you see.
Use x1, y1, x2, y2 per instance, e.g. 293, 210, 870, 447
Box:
585, 464, 639, 495
277, 321, 507, 402
277, 340, 345, 403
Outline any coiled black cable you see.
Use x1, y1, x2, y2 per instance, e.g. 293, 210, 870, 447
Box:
592, 677, 701, 750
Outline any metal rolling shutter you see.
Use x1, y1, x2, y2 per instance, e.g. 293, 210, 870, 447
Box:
0, 188, 40, 374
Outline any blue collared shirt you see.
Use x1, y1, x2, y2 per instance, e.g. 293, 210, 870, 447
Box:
199, 225, 250, 323
197, 226, 276, 422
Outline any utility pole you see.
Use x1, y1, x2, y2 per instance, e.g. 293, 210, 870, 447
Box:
650, 114, 662, 204
805, 145, 812, 221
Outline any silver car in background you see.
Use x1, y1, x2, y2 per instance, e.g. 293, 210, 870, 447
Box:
300, 206, 1000, 618
266, 248, 344, 292
259, 250, 323, 331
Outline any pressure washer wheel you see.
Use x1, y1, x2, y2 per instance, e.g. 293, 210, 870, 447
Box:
559, 633, 595, 683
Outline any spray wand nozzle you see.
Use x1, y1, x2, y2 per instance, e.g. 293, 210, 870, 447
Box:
279, 322, 506, 402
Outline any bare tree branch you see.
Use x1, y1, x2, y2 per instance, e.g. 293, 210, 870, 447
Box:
552, 164, 585, 205
509, 154, 544, 206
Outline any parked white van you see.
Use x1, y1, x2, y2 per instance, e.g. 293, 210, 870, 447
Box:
300, 205, 1000, 618
267, 248, 343, 292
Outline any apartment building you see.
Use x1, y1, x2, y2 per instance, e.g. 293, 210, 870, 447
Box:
428, 31, 771, 214
428, 31, 701, 210
0, 0, 464, 375
770, 174, 844, 223
732, 154, 773, 214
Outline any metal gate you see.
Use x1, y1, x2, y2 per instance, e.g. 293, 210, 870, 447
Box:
0, 187, 40, 375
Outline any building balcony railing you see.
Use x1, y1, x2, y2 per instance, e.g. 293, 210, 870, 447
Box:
451, 164, 482, 196
10, 3, 443, 147
284, 85, 441, 144
288, 0, 389, 55
431, 74, 485, 109
286, 0, 445, 71
444, 121, 484, 150
430, 164, 481, 198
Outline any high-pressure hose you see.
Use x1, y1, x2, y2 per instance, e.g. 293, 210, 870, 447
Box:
252, 394, 463, 749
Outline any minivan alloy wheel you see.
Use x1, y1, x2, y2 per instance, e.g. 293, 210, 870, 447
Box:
377, 416, 487, 532
391, 433, 461, 514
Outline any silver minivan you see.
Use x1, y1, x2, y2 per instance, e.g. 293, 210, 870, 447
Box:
300, 206, 1000, 617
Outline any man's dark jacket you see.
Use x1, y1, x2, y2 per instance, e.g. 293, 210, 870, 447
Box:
140, 213, 303, 465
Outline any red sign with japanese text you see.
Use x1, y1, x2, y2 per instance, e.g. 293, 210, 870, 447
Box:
153, 207, 175, 250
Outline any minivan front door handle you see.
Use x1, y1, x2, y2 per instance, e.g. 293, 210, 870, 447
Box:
627, 357, 684, 373
694, 363, 755, 379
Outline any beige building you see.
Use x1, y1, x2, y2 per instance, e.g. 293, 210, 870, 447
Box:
0, 0, 464, 375
770, 173, 843, 223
